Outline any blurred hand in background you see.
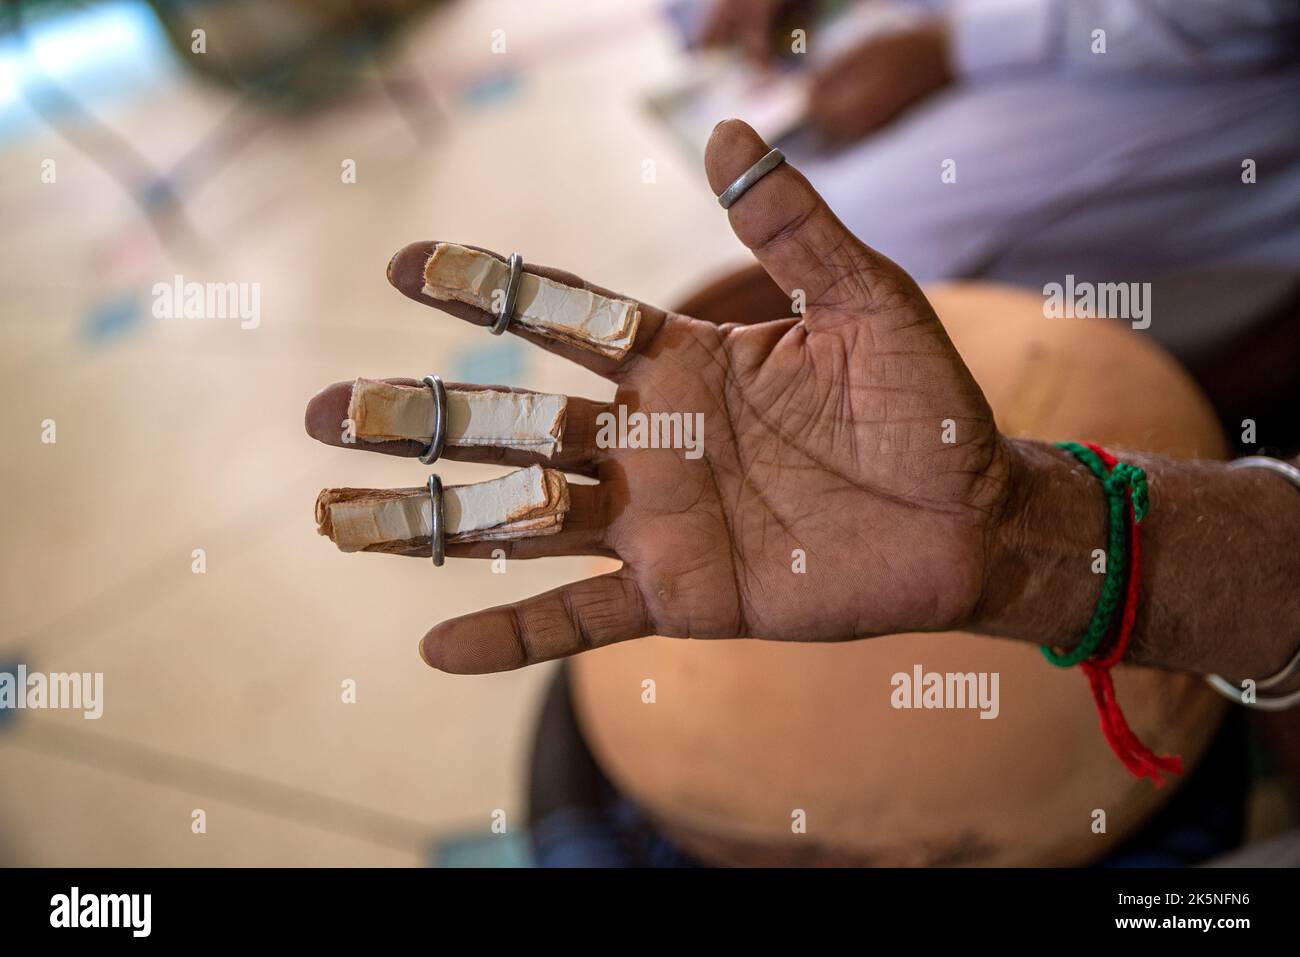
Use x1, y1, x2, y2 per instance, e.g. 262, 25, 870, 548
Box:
805, 18, 952, 143
697, 0, 794, 65
699, 0, 954, 144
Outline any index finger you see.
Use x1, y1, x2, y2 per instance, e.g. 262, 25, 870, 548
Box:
387, 241, 670, 381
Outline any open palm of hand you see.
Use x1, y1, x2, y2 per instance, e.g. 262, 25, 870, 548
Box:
307, 121, 1014, 673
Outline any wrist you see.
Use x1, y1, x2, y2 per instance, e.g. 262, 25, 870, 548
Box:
970, 438, 1103, 646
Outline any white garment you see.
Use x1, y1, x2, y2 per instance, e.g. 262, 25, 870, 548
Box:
789, 0, 1300, 360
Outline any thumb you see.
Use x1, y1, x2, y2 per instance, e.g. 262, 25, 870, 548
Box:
704, 119, 918, 331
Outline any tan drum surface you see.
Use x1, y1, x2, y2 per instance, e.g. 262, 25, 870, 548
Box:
571, 278, 1228, 867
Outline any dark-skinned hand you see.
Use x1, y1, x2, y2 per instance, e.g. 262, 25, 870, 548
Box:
305, 119, 1013, 674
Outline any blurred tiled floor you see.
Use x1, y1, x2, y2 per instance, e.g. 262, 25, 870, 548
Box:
0, 0, 741, 865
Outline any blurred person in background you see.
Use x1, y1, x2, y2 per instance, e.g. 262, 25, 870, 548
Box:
698, 0, 1300, 446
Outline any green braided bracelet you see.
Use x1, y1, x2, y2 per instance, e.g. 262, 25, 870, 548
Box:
1042, 441, 1149, 668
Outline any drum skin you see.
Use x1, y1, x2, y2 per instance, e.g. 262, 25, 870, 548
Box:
570, 274, 1229, 867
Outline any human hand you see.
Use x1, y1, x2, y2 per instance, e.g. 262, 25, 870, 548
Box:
806, 19, 953, 142
696, 0, 799, 65
305, 119, 1017, 673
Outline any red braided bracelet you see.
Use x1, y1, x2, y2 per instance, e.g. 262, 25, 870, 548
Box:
1062, 442, 1183, 786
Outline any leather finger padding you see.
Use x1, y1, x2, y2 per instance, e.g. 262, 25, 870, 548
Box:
316, 466, 571, 554
349, 377, 565, 457
386, 241, 671, 381
305, 378, 610, 476
422, 243, 639, 360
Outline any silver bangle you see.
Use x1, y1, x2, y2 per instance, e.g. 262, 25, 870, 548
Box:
1204, 456, 1300, 710
418, 374, 447, 465
717, 148, 785, 209
427, 473, 445, 567
491, 252, 524, 335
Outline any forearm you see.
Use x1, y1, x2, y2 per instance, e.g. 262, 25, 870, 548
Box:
976, 439, 1300, 681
